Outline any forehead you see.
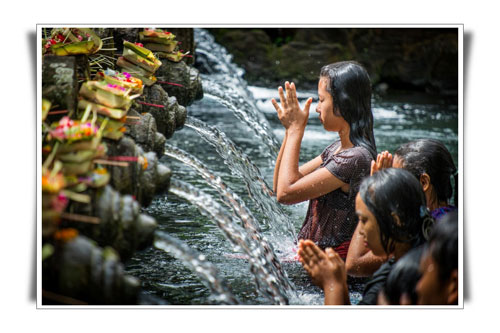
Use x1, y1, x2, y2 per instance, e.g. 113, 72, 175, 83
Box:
318, 77, 329, 91
355, 193, 367, 212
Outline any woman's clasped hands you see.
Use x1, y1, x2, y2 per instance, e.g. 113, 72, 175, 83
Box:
271, 81, 313, 132
298, 239, 346, 288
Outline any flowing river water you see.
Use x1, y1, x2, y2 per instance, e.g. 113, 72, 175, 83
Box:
124, 29, 458, 305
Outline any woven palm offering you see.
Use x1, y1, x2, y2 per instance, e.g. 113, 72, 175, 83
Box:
138, 28, 190, 62
116, 41, 161, 86
77, 79, 138, 138
44, 28, 102, 56
46, 111, 107, 176
97, 69, 144, 95
79, 80, 134, 110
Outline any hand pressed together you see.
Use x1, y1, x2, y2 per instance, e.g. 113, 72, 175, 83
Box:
298, 239, 347, 290
271, 81, 313, 131
370, 150, 393, 176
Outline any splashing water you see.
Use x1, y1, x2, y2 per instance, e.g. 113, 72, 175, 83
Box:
202, 81, 280, 159
168, 179, 293, 304
154, 231, 240, 305
163, 144, 294, 297
185, 116, 297, 249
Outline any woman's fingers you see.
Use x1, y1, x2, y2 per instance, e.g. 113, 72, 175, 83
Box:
289, 82, 298, 106
302, 242, 319, 265
278, 86, 287, 109
303, 97, 313, 116
271, 98, 282, 115
308, 241, 327, 261
285, 81, 293, 105
370, 160, 375, 176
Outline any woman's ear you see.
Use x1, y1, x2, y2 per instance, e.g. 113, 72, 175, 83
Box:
420, 173, 431, 192
446, 269, 459, 305
391, 212, 402, 226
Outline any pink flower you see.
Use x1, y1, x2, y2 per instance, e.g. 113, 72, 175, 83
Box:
58, 116, 73, 129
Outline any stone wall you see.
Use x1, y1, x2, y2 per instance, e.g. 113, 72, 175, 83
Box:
208, 28, 458, 95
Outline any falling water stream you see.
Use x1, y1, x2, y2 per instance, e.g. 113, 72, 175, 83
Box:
124, 29, 459, 305
184, 116, 296, 246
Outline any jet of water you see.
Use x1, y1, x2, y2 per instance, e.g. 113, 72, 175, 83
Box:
168, 179, 292, 304
154, 230, 240, 305
185, 116, 297, 248
164, 145, 295, 297
195, 28, 280, 160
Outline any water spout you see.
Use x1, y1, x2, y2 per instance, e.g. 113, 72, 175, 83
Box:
154, 231, 240, 305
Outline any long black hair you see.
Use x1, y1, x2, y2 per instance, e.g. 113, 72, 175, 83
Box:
359, 168, 431, 255
320, 61, 377, 159
394, 139, 458, 207
382, 245, 424, 304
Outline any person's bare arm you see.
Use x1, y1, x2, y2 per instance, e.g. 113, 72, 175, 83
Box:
273, 131, 288, 195
277, 131, 345, 204
273, 135, 322, 196
299, 154, 323, 177
345, 222, 388, 277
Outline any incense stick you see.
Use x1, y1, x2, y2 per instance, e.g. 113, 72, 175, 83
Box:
93, 159, 129, 167
61, 212, 100, 224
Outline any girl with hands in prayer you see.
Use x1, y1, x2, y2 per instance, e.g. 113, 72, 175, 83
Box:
299, 168, 429, 305
272, 62, 376, 257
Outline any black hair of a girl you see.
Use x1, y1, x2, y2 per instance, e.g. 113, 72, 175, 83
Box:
394, 139, 458, 206
320, 61, 377, 159
428, 210, 458, 284
359, 168, 430, 255
383, 245, 425, 305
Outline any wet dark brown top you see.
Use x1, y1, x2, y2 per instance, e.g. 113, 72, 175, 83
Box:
297, 140, 373, 249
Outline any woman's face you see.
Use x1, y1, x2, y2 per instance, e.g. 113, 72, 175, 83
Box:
415, 249, 450, 304
317, 77, 346, 132
355, 193, 386, 256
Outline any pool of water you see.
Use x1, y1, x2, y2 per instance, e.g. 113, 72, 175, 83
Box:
124, 84, 458, 305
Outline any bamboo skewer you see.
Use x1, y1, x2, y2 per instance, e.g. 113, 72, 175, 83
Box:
60, 212, 100, 224
93, 159, 129, 167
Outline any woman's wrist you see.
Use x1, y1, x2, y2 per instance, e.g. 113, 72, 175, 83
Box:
323, 279, 348, 305
287, 126, 305, 136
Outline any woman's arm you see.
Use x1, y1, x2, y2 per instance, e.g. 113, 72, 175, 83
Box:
345, 222, 388, 277
273, 130, 288, 195
273, 127, 322, 195
273, 132, 322, 196
272, 82, 344, 204
299, 154, 323, 177
276, 128, 345, 204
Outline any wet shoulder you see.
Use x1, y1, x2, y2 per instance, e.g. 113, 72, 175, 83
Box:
322, 141, 373, 166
